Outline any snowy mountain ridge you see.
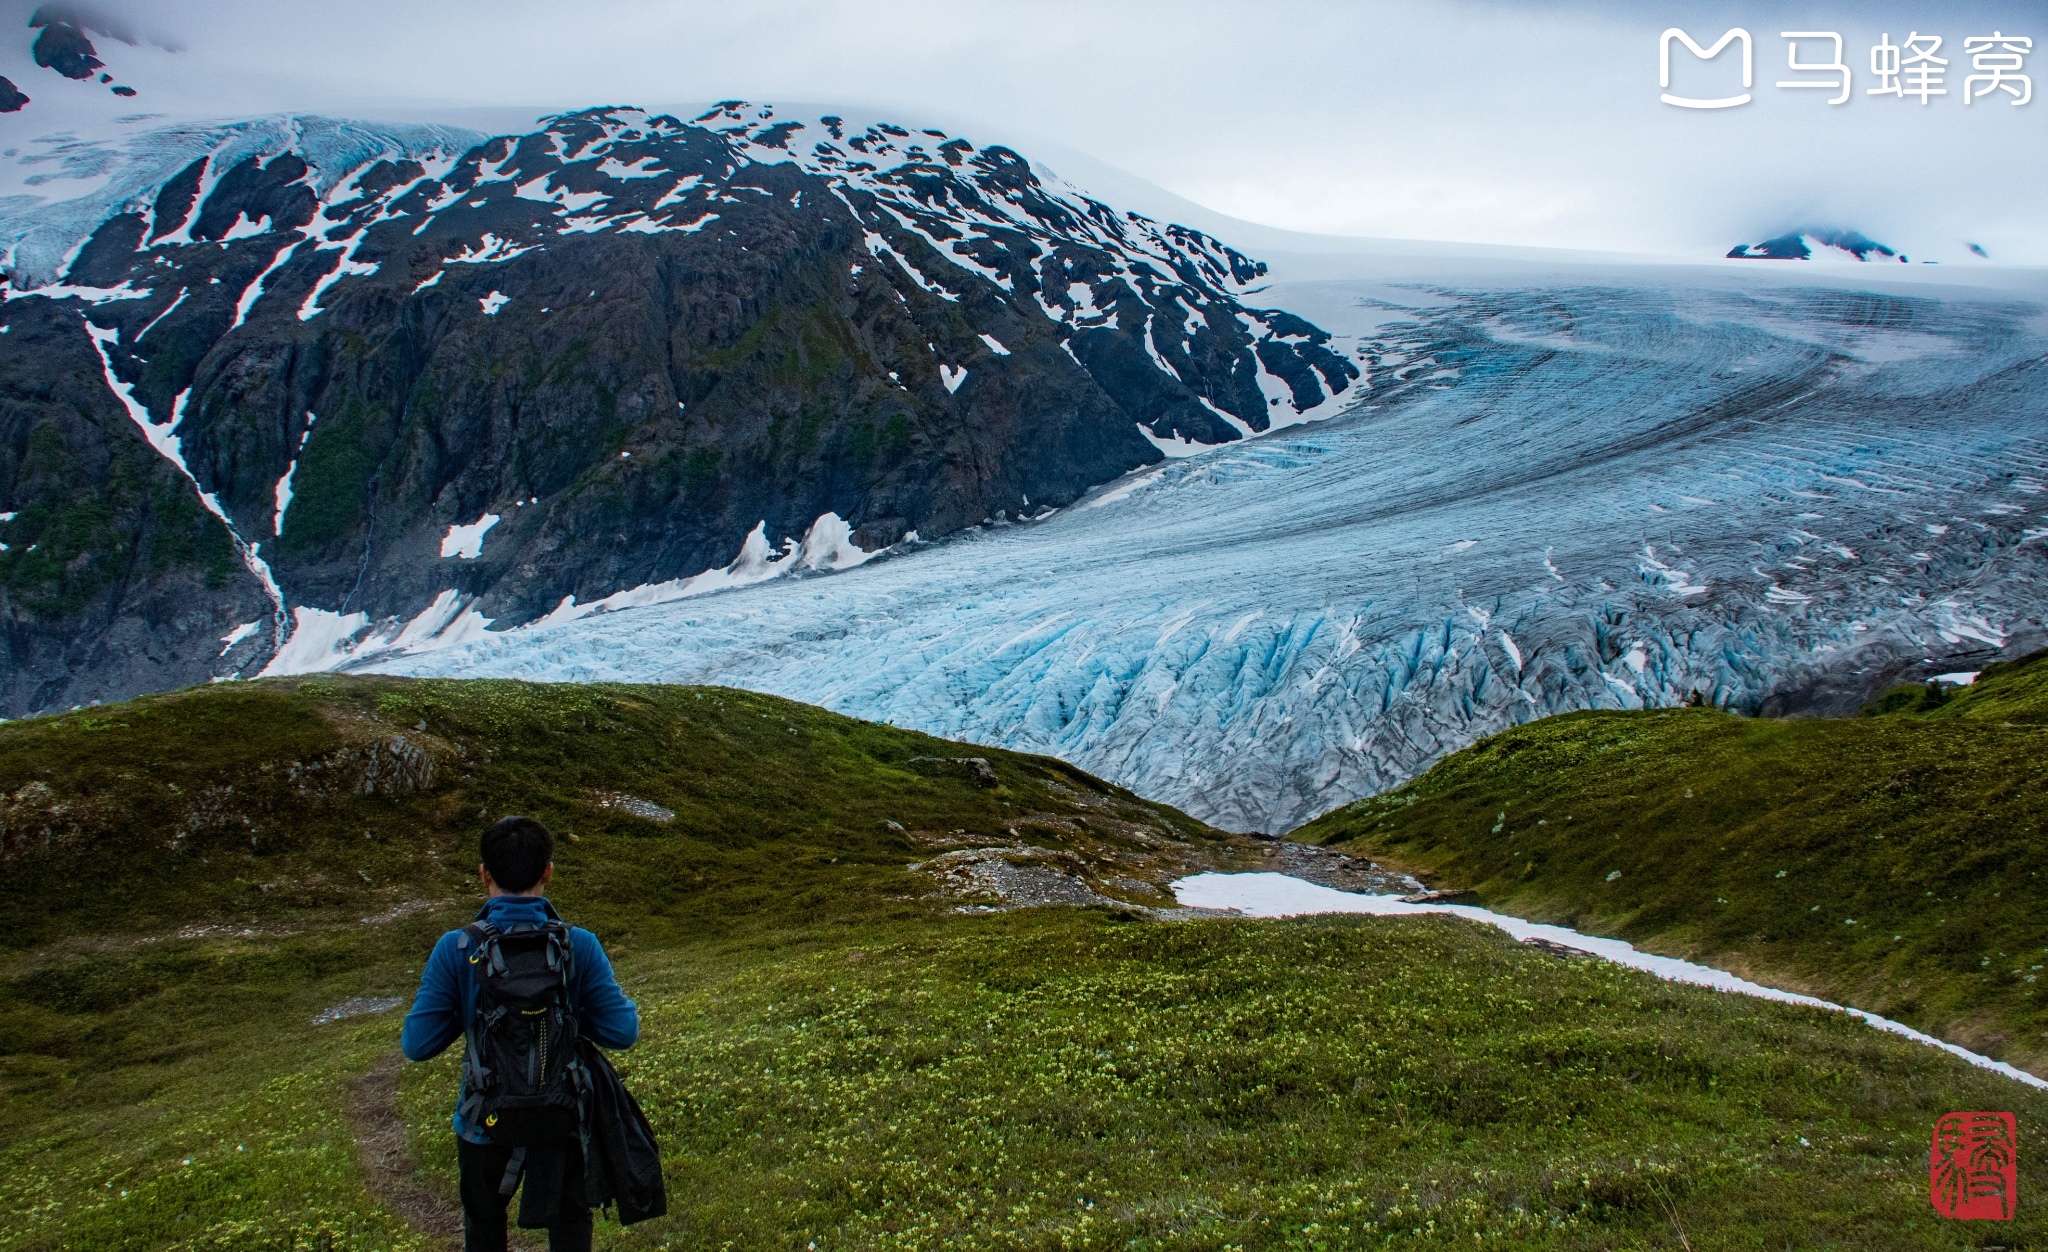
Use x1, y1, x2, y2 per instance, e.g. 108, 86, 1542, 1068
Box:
0, 103, 1362, 711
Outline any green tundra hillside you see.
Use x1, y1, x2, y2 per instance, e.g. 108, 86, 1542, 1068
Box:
1300, 649, 2048, 1079
0, 674, 1225, 950
2, 676, 2044, 1249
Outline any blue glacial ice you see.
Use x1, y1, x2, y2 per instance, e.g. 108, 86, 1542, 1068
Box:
1, 114, 482, 285
373, 261, 2048, 831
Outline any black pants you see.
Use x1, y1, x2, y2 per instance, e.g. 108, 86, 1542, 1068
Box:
456, 1136, 593, 1252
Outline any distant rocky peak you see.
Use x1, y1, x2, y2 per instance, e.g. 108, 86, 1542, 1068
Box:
684, 102, 1273, 296
23, 3, 139, 99
29, 11, 102, 81
331, 101, 1352, 435
1727, 229, 1905, 263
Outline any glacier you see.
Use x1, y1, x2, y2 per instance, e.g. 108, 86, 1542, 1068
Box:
1, 114, 483, 286
357, 260, 2048, 832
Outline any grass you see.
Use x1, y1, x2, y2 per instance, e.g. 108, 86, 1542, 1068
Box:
6, 1005, 426, 1251
405, 911, 2048, 1249
1297, 649, 2048, 1079
2, 675, 1216, 950
2, 675, 2045, 1247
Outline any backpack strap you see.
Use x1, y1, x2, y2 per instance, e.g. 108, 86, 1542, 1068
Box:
498, 1145, 527, 1196
462, 922, 507, 975
542, 922, 573, 975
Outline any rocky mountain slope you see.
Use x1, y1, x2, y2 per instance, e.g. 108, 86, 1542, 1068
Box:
0, 104, 1359, 713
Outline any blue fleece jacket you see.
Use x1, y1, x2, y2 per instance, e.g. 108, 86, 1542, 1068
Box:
400, 895, 640, 1143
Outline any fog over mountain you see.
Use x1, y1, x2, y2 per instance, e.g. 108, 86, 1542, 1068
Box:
3, 0, 2044, 262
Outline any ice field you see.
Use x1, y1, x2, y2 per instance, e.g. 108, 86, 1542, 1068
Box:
376, 263, 2048, 831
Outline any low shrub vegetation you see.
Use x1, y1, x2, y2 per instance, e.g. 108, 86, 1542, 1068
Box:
1300, 649, 2048, 1078
1, 676, 2043, 1247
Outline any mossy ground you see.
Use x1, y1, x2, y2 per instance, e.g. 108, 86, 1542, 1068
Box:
3, 676, 2045, 1248
1299, 650, 2048, 1081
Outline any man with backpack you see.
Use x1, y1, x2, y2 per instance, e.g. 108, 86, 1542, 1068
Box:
401, 816, 641, 1251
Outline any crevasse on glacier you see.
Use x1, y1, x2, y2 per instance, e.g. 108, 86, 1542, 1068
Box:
373, 273, 2048, 832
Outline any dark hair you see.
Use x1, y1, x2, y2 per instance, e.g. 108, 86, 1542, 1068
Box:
480, 816, 554, 893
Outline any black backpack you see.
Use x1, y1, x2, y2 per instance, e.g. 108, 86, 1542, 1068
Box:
457, 919, 582, 1147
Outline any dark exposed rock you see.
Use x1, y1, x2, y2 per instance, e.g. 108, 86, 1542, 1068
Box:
148, 157, 209, 243
190, 154, 317, 241
0, 105, 1361, 714
0, 77, 27, 113
0, 297, 276, 714
29, 17, 102, 81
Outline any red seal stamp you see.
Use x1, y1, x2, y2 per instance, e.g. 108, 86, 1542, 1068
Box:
1929, 1111, 2017, 1220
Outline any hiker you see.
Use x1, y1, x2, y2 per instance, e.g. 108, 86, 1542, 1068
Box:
401, 816, 641, 1252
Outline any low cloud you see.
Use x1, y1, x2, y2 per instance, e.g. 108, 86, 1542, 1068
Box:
17, 1, 184, 51
1, 0, 2041, 260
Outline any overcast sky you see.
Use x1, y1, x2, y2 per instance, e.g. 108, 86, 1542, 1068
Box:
3, 0, 2045, 261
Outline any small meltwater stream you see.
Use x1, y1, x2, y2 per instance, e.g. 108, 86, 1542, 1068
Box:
1170, 872, 2048, 1092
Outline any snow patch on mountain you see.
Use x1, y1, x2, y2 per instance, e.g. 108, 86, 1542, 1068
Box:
260, 591, 497, 677
440, 513, 501, 560
524, 512, 887, 631
1174, 872, 2048, 1090
80, 319, 287, 634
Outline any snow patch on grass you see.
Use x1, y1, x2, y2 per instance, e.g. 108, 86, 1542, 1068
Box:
1172, 872, 2046, 1091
